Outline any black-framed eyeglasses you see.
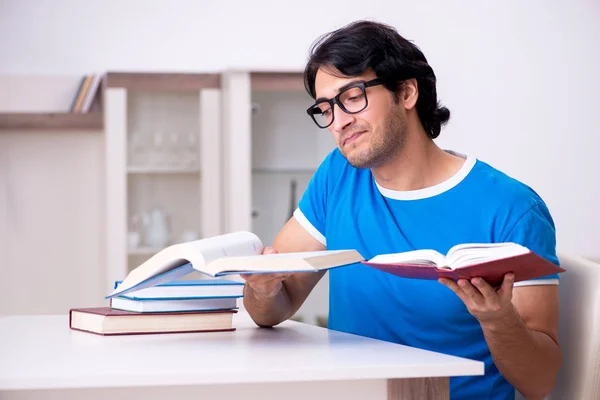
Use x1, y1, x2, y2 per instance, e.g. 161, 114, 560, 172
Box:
306, 78, 384, 129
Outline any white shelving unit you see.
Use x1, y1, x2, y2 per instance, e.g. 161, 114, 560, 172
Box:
104, 70, 336, 324
222, 71, 336, 324
104, 73, 224, 292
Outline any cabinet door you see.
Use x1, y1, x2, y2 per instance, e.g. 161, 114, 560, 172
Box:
105, 85, 224, 287
250, 89, 335, 245
222, 71, 336, 241
222, 71, 336, 324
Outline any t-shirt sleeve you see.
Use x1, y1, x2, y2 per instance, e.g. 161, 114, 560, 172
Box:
292, 151, 337, 247
502, 202, 560, 286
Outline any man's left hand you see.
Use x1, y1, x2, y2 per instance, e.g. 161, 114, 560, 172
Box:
438, 273, 516, 323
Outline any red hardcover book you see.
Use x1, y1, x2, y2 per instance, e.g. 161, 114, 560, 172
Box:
69, 307, 237, 336
361, 242, 566, 287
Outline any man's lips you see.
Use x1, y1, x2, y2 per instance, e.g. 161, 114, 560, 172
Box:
343, 131, 367, 146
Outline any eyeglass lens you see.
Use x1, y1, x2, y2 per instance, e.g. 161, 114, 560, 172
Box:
311, 86, 367, 128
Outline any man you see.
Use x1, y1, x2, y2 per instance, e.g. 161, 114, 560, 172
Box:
243, 20, 561, 400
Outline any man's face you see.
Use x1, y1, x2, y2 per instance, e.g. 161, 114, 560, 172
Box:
314, 67, 407, 169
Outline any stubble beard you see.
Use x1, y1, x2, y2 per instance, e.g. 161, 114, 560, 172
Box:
342, 110, 407, 169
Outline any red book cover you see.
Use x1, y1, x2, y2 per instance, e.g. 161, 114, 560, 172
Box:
362, 251, 566, 287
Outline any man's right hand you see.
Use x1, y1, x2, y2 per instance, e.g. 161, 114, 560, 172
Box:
241, 246, 292, 299
242, 217, 326, 327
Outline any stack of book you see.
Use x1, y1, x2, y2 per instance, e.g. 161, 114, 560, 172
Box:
69, 279, 244, 336
68, 232, 363, 336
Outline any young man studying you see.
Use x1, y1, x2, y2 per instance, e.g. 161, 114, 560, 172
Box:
243, 20, 562, 400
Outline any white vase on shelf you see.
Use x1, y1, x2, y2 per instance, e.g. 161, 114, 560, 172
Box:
142, 208, 171, 249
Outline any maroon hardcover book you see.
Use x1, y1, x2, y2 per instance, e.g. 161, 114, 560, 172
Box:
362, 251, 566, 287
69, 307, 237, 336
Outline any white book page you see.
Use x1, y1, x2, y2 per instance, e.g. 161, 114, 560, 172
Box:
185, 231, 264, 265
204, 250, 357, 275
446, 242, 518, 254
367, 249, 445, 267
114, 231, 263, 294
214, 249, 351, 261
446, 242, 529, 269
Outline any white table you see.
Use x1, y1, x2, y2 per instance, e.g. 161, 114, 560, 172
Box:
0, 312, 484, 400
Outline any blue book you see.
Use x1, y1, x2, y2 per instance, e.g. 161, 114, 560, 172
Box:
113, 279, 244, 300
110, 295, 239, 313
106, 231, 362, 299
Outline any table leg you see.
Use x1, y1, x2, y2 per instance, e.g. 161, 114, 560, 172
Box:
387, 377, 449, 400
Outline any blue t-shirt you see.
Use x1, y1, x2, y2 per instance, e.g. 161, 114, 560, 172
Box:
294, 149, 559, 400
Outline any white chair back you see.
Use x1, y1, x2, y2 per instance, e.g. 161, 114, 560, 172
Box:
546, 254, 600, 399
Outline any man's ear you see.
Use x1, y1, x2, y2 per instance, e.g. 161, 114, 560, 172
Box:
401, 78, 419, 110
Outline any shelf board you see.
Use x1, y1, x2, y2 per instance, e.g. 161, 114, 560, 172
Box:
105, 72, 221, 91
0, 112, 103, 130
250, 72, 305, 92
127, 166, 201, 174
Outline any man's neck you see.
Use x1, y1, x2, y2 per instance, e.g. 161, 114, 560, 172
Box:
371, 127, 465, 192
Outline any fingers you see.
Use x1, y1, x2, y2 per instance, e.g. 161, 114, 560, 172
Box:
470, 277, 496, 299
262, 246, 278, 255
242, 272, 291, 280
457, 279, 484, 302
241, 272, 292, 299
438, 278, 456, 291
440, 274, 515, 322
438, 278, 468, 303
439, 278, 484, 303
240, 246, 290, 299
441, 277, 507, 301
497, 273, 515, 300
240, 272, 292, 284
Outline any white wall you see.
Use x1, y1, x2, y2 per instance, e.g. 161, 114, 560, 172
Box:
2, 0, 598, 257
1, 0, 599, 315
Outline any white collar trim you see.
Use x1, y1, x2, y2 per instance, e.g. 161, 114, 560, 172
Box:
375, 152, 477, 200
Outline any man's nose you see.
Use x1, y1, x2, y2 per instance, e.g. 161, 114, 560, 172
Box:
331, 104, 355, 133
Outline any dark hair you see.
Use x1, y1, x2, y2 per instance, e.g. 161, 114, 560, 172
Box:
304, 20, 450, 139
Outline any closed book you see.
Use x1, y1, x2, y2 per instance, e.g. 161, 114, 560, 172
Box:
80, 74, 104, 112
110, 296, 238, 313
362, 242, 566, 287
69, 307, 236, 336
114, 279, 244, 300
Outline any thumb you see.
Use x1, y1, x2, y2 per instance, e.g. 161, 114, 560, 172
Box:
262, 246, 279, 255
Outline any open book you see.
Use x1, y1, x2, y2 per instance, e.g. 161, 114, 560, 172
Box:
108, 231, 364, 299
362, 242, 566, 286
